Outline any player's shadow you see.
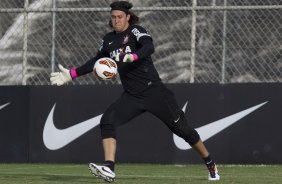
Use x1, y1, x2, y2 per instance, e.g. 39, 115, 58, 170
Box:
42, 174, 104, 183
0, 172, 104, 183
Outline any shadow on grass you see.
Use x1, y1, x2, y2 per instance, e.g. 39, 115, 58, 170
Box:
0, 170, 209, 184
0, 172, 105, 183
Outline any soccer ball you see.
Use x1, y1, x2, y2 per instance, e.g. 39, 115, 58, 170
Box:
93, 57, 118, 80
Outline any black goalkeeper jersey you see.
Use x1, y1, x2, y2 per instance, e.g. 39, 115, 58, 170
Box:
76, 24, 161, 94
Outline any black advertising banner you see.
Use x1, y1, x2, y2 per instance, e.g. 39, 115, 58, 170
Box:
0, 84, 281, 164
28, 85, 123, 163
0, 86, 29, 162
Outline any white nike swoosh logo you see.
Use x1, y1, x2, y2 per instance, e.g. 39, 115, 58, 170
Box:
44, 101, 267, 151
0, 102, 10, 110
173, 101, 267, 150
43, 104, 102, 150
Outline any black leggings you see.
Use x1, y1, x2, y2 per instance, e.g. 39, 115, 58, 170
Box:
100, 82, 200, 145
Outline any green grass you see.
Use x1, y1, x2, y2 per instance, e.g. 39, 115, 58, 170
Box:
0, 164, 281, 184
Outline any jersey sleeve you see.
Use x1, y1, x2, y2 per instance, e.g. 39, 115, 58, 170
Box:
75, 39, 106, 76
131, 25, 155, 59
131, 25, 152, 41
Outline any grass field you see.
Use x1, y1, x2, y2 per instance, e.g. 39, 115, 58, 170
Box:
0, 164, 281, 184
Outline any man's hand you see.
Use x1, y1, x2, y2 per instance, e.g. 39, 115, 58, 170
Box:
50, 64, 72, 86
115, 53, 138, 63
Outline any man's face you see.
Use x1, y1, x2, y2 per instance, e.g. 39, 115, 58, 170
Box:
111, 10, 130, 32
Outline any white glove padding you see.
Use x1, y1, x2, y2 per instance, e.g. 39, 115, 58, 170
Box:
50, 64, 72, 86
115, 53, 135, 63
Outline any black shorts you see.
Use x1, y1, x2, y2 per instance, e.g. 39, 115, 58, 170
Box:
100, 82, 198, 144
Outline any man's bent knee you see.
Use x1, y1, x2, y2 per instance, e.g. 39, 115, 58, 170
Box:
100, 123, 116, 139
184, 129, 200, 145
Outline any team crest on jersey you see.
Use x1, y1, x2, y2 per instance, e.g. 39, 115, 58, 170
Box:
123, 35, 129, 44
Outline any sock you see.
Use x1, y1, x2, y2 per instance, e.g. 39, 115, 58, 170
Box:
104, 160, 115, 171
203, 155, 214, 167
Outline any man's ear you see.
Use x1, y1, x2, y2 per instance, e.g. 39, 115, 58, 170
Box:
126, 14, 131, 22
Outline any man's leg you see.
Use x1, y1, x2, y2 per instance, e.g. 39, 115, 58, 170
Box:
191, 139, 209, 158
89, 92, 144, 182
103, 137, 116, 161
103, 138, 116, 171
144, 83, 220, 181
88, 138, 117, 182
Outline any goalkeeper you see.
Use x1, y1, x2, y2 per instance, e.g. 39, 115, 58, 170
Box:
50, 1, 220, 182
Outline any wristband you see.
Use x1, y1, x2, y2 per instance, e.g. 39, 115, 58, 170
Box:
70, 68, 78, 79
132, 53, 138, 61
